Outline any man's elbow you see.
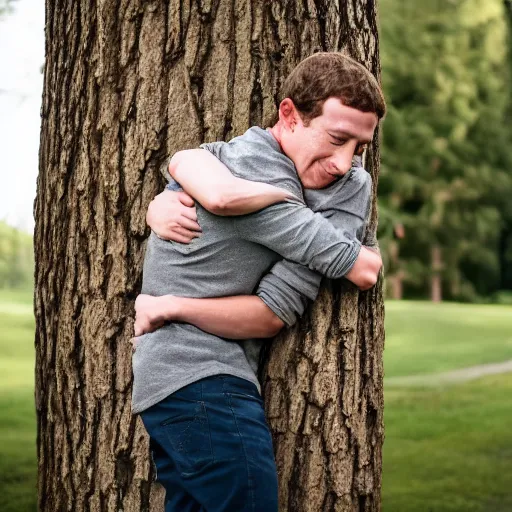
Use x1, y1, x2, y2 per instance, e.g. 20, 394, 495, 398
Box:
168, 150, 187, 179
206, 193, 233, 216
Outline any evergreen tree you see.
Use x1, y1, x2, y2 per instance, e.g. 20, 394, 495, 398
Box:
379, 0, 512, 301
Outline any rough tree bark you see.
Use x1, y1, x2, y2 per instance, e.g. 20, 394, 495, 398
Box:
35, 1, 384, 511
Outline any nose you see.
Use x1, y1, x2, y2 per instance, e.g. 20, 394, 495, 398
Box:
330, 147, 353, 176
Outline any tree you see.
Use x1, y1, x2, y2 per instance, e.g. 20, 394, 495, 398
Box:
379, 0, 512, 302
0, 221, 33, 290
35, 2, 384, 510
0, 0, 14, 17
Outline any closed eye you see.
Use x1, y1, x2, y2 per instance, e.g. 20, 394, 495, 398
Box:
329, 135, 347, 147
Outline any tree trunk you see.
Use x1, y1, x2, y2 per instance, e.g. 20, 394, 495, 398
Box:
388, 273, 403, 300
387, 240, 403, 300
35, 1, 384, 511
430, 245, 443, 302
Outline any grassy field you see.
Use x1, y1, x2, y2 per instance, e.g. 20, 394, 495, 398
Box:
0, 289, 36, 512
0, 291, 511, 511
384, 301, 512, 377
383, 301, 512, 512
383, 374, 512, 512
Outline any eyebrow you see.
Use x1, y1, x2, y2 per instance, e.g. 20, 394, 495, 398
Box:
328, 131, 372, 145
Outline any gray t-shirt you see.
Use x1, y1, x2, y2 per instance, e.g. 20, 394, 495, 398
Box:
131, 127, 372, 413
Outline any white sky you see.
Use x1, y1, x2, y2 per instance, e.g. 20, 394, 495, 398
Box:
0, 0, 44, 233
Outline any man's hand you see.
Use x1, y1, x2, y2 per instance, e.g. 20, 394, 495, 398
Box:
345, 246, 382, 291
134, 294, 174, 336
146, 190, 201, 243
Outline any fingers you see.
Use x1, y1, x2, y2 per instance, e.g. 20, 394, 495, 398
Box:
156, 225, 201, 242
134, 315, 144, 336
134, 294, 145, 310
181, 205, 198, 222
168, 233, 198, 244
134, 318, 150, 336
179, 216, 201, 232
177, 191, 195, 207
173, 226, 201, 240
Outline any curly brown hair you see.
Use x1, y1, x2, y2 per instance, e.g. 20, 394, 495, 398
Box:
280, 52, 386, 125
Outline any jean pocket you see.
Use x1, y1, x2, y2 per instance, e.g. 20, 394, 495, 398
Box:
161, 401, 213, 476
223, 377, 261, 400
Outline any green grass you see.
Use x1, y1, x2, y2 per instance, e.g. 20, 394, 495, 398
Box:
384, 301, 512, 378
0, 289, 37, 512
383, 301, 512, 512
0, 293, 511, 512
383, 374, 512, 512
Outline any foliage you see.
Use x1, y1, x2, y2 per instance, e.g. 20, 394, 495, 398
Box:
379, 0, 512, 301
491, 290, 512, 305
0, 221, 33, 290
0, 0, 15, 17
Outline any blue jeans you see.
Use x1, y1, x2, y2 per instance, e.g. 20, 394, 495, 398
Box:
140, 375, 278, 512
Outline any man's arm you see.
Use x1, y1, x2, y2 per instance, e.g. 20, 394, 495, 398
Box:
149, 184, 379, 289
234, 199, 380, 288
139, 169, 375, 338
134, 294, 284, 339
158, 146, 380, 286
169, 149, 298, 215
256, 168, 375, 324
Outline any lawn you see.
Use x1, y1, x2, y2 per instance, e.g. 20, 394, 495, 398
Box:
0, 291, 511, 511
383, 301, 512, 512
384, 301, 512, 378
0, 289, 36, 512
383, 374, 512, 512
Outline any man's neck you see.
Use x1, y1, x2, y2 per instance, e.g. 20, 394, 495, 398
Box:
268, 123, 284, 151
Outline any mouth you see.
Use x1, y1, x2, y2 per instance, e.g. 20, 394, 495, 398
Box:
319, 163, 338, 180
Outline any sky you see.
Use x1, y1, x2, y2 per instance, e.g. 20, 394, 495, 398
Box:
0, 0, 45, 233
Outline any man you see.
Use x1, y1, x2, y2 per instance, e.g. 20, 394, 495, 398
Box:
132, 52, 385, 512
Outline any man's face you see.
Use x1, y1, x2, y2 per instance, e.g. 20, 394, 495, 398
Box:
281, 97, 378, 189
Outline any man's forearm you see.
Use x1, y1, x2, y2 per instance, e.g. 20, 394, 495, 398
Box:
169, 149, 296, 215
137, 294, 284, 339
173, 296, 284, 338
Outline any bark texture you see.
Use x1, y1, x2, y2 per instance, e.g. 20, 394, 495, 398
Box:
35, 1, 384, 511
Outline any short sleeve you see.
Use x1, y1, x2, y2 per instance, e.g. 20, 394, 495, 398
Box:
200, 141, 226, 159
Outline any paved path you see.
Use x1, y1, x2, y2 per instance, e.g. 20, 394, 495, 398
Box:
385, 359, 512, 387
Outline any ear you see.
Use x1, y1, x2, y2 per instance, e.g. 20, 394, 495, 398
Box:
278, 98, 300, 132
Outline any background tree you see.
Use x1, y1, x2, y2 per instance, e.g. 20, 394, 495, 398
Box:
378, 0, 512, 302
35, 1, 384, 511
499, 0, 512, 294
0, 221, 33, 290
0, 0, 14, 17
